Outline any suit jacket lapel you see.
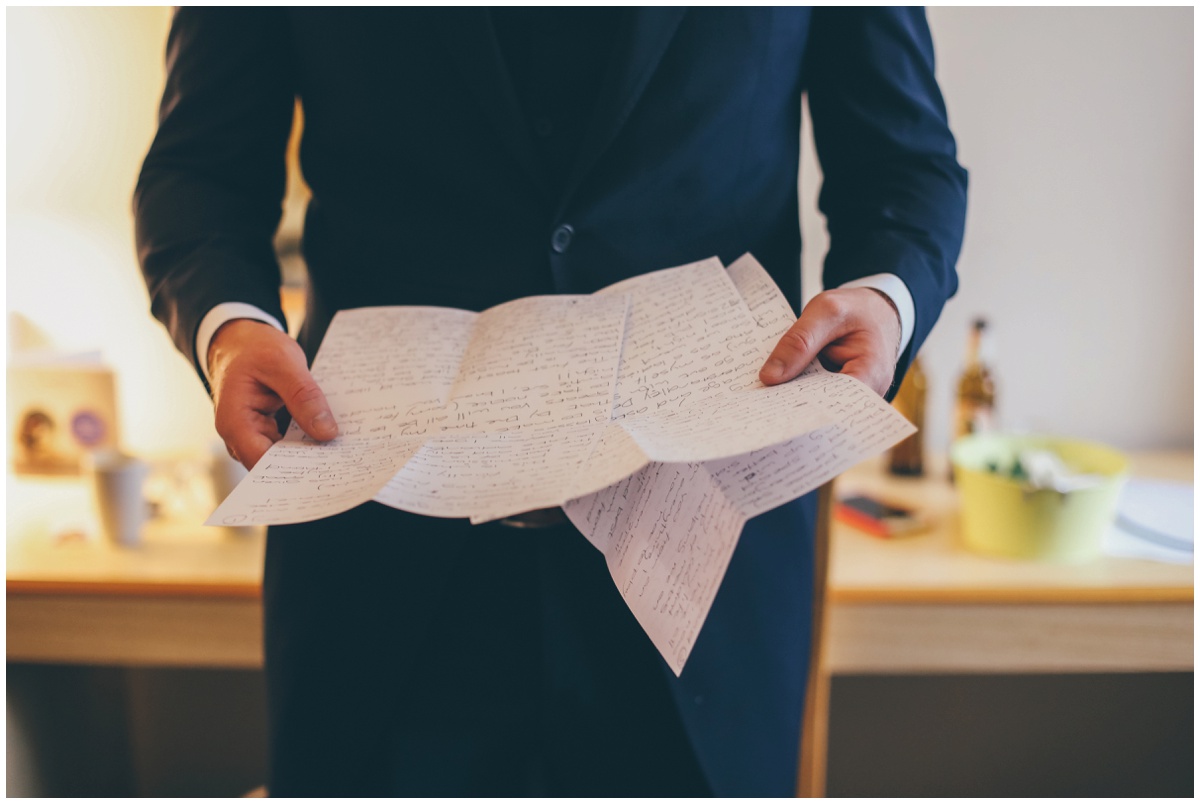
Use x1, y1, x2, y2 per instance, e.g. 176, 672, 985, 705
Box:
556, 7, 687, 217
435, 9, 686, 212
436, 9, 551, 200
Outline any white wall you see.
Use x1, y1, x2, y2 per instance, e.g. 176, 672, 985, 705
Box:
6, 7, 220, 457
801, 6, 1193, 452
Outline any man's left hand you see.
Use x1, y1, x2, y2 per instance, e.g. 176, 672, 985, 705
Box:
759, 287, 902, 397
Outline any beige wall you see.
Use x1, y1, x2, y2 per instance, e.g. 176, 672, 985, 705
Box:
801, 6, 1194, 452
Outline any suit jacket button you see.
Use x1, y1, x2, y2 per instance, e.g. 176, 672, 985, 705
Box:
551, 224, 574, 254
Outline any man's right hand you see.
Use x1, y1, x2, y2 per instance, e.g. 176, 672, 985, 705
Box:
207, 319, 339, 469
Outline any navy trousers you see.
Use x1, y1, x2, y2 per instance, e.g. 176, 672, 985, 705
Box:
262, 503, 711, 796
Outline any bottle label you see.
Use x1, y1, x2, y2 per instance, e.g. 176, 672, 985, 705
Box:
955, 401, 994, 438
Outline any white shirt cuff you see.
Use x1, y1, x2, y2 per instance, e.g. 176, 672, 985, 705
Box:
838, 273, 915, 357
195, 303, 286, 383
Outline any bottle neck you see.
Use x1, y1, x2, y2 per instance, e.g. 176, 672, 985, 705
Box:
965, 327, 991, 368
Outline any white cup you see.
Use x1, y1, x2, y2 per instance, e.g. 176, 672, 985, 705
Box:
86, 449, 150, 548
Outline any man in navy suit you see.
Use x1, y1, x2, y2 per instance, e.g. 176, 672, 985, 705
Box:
136, 8, 966, 795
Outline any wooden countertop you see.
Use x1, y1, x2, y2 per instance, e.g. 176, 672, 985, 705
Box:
830, 451, 1193, 604
6, 471, 264, 598
6, 452, 1192, 604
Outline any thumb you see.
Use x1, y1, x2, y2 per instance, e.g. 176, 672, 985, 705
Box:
760, 295, 847, 385
262, 350, 339, 442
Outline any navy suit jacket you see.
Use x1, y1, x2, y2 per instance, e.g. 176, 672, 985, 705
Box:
135, 7, 966, 795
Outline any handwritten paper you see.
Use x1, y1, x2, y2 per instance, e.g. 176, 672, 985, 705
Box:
563, 254, 914, 674
208, 294, 630, 526
207, 304, 476, 527
207, 253, 915, 674
566, 461, 747, 672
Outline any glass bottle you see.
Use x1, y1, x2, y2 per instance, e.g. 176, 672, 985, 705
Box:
953, 317, 996, 440
889, 355, 927, 476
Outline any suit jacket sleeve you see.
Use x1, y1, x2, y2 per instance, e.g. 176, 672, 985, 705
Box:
133, 7, 294, 387
806, 7, 968, 386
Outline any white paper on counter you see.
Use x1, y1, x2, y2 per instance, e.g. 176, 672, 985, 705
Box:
1103, 478, 1194, 565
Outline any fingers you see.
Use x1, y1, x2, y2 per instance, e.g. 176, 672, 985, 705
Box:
837, 354, 891, 398
214, 378, 287, 468
759, 288, 901, 397
760, 293, 852, 385
207, 319, 338, 470
258, 345, 339, 442
819, 343, 890, 395
223, 416, 283, 470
